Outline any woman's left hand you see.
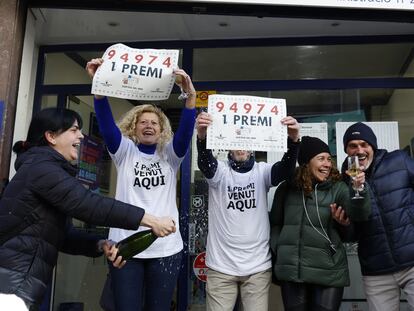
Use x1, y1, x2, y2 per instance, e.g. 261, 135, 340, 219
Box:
174, 68, 196, 101
330, 203, 350, 226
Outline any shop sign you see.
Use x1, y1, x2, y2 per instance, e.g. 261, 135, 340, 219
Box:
196, 90, 216, 108
156, 0, 414, 11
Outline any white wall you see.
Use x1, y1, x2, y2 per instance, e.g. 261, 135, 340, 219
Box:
9, 11, 39, 178
371, 59, 414, 149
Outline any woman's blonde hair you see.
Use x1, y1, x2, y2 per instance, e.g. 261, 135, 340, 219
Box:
117, 104, 173, 153
294, 160, 342, 196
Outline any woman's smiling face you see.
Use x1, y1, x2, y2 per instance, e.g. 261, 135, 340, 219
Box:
50, 120, 84, 161
309, 152, 332, 182
135, 112, 161, 145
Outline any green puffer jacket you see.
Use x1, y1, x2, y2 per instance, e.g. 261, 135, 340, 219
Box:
270, 179, 370, 287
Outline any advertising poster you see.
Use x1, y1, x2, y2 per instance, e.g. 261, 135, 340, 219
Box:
78, 135, 103, 190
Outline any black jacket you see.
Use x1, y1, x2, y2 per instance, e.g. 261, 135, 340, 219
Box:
0, 146, 145, 305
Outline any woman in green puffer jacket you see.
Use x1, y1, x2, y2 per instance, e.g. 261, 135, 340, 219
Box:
270, 136, 370, 311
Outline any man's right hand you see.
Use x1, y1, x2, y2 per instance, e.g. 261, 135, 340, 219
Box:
196, 112, 212, 140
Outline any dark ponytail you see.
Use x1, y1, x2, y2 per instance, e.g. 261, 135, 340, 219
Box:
13, 108, 83, 155
12, 141, 32, 154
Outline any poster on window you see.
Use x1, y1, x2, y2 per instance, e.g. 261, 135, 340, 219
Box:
92, 43, 179, 101
78, 135, 103, 191
206, 94, 287, 152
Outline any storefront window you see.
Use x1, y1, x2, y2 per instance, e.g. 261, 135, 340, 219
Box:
193, 43, 414, 81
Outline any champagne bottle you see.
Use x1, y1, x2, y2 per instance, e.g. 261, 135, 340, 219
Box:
116, 229, 157, 260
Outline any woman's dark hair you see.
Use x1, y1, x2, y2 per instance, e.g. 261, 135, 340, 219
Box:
12, 108, 83, 154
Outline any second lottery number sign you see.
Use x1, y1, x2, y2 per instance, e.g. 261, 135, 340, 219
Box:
207, 95, 287, 152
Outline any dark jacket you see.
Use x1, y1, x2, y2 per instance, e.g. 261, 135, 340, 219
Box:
342, 149, 414, 276
0, 146, 145, 306
270, 178, 370, 287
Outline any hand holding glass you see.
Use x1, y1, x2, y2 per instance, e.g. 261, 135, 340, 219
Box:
347, 156, 364, 200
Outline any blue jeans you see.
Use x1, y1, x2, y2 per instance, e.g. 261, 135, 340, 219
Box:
109, 251, 183, 311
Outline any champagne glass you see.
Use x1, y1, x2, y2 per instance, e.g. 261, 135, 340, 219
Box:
347, 156, 363, 199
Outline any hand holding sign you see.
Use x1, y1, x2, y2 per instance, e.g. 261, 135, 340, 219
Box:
174, 68, 196, 105
196, 112, 213, 140
90, 43, 179, 101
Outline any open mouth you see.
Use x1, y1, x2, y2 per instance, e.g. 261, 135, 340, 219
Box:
357, 154, 367, 161
143, 130, 154, 136
319, 169, 330, 176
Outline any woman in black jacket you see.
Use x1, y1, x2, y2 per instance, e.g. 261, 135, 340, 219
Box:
0, 107, 176, 310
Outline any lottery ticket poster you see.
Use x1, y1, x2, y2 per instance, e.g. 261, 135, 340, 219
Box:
206, 94, 287, 152
92, 43, 179, 101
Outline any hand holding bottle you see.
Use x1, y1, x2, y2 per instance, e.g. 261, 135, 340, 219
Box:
102, 240, 126, 269
151, 216, 177, 237
141, 213, 176, 237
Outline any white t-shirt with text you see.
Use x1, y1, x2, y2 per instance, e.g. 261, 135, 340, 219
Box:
206, 160, 273, 276
108, 137, 183, 258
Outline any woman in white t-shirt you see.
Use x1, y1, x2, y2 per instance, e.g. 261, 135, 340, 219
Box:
86, 59, 196, 311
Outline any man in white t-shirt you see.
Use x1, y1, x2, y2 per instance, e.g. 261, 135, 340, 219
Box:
196, 111, 300, 311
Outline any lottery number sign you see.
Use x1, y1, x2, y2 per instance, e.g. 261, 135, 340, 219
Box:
92, 43, 179, 101
207, 95, 287, 152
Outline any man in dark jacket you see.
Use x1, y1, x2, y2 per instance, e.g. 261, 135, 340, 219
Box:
340, 122, 414, 310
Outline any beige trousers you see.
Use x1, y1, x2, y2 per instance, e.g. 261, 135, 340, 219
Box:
206, 268, 271, 311
363, 266, 414, 311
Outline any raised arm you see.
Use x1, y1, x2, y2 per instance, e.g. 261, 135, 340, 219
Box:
86, 58, 122, 153
172, 68, 196, 157
196, 112, 217, 179
270, 116, 300, 186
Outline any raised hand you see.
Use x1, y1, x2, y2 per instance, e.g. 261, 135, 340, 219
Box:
281, 116, 300, 142
85, 58, 104, 79
196, 112, 212, 140
174, 68, 196, 95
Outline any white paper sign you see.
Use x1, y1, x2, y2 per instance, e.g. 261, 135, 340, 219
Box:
92, 43, 179, 101
206, 95, 287, 152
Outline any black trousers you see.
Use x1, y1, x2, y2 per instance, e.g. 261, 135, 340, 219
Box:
280, 281, 344, 311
